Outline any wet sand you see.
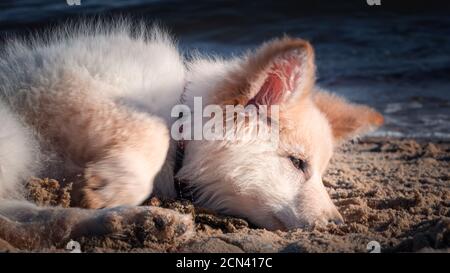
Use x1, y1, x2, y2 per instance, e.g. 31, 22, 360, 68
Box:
1, 137, 449, 253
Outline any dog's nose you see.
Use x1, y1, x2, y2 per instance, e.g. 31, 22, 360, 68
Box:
327, 210, 344, 225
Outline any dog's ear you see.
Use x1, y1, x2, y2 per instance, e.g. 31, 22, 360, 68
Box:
313, 90, 384, 142
215, 37, 316, 107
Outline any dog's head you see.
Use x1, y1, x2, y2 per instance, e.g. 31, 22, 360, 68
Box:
179, 38, 383, 230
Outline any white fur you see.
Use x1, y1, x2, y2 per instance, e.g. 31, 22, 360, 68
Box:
0, 21, 185, 124
0, 102, 40, 199
184, 56, 240, 108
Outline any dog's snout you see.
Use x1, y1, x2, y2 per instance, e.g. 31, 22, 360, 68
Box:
327, 210, 344, 225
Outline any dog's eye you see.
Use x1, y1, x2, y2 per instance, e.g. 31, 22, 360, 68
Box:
288, 156, 307, 172
288, 156, 312, 180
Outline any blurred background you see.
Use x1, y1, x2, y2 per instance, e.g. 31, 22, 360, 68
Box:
0, 0, 449, 139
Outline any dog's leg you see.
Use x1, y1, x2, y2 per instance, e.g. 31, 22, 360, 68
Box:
20, 76, 171, 208
0, 201, 193, 251
76, 105, 170, 208
0, 101, 40, 199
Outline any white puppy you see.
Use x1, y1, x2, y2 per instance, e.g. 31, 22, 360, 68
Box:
0, 21, 383, 230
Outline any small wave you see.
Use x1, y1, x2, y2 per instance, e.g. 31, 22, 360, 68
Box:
370, 130, 450, 140
384, 102, 423, 114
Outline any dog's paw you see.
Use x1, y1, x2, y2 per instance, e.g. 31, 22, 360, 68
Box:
80, 174, 111, 209
80, 151, 156, 209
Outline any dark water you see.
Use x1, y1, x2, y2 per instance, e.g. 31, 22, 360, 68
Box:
1, 0, 449, 138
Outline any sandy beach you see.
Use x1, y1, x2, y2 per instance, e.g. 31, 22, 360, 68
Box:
0, 137, 448, 253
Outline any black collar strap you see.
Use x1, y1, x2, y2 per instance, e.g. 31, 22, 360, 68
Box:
173, 82, 195, 201
173, 140, 195, 201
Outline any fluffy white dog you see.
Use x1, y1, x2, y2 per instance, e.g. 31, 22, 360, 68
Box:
0, 21, 383, 230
